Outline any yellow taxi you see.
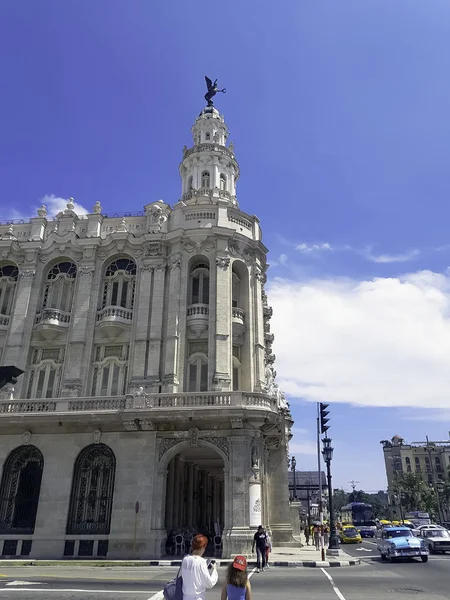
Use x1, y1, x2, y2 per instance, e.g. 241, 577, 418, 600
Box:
339, 525, 362, 544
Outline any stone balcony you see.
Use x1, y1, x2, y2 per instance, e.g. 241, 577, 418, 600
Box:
0, 391, 279, 431
96, 305, 133, 337
34, 308, 71, 340
232, 306, 246, 337
187, 303, 209, 337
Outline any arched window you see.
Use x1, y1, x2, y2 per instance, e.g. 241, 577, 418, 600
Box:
188, 175, 193, 191
205, 132, 211, 141
190, 263, 209, 305
91, 344, 129, 397
101, 258, 136, 310
405, 456, 411, 472
66, 444, 116, 535
219, 174, 227, 191
201, 171, 210, 188
27, 347, 64, 399
187, 353, 208, 392
232, 272, 240, 308
0, 445, 43, 534
0, 264, 18, 321
41, 261, 77, 313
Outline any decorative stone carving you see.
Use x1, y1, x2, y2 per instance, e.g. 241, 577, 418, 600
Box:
168, 254, 181, 270
159, 437, 181, 459
189, 428, 199, 447
22, 431, 32, 445
20, 269, 35, 279
140, 262, 153, 272
93, 429, 102, 444
145, 241, 162, 256
216, 256, 230, 270
140, 419, 156, 431
79, 265, 95, 276
251, 444, 259, 469
37, 205, 48, 218
60, 383, 82, 398
205, 436, 229, 457
230, 417, 243, 429
116, 218, 128, 232
92, 201, 102, 214
123, 420, 139, 431
66, 198, 75, 211
0, 385, 14, 401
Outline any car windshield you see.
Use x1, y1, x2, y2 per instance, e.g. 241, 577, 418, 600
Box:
387, 530, 412, 538
426, 530, 450, 538
344, 528, 358, 536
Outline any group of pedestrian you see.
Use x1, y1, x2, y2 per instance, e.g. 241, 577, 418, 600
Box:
304, 524, 329, 549
166, 527, 272, 600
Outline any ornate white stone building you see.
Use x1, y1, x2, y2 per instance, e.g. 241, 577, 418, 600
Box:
0, 104, 293, 559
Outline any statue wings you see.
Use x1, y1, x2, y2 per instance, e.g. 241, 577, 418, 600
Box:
205, 76, 214, 90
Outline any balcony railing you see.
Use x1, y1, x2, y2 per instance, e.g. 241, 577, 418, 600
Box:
187, 304, 209, 317
0, 314, 10, 328
97, 306, 133, 323
0, 392, 278, 414
35, 308, 71, 327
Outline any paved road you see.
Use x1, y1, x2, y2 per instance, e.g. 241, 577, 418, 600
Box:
0, 550, 449, 600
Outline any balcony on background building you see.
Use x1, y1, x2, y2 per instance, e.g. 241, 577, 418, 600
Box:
0, 314, 10, 330
96, 306, 133, 338
232, 307, 246, 337
187, 303, 209, 337
34, 308, 71, 340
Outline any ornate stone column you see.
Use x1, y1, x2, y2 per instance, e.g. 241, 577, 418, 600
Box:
163, 254, 181, 392
60, 263, 96, 396
147, 263, 166, 387
213, 256, 231, 390
2, 267, 37, 375
131, 263, 153, 381
165, 459, 175, 530
186, 463, 194, 529
252, 267, 266, 391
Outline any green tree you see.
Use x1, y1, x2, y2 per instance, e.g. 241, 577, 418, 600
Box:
392, 472, 438, 518
333, 489, 348, 516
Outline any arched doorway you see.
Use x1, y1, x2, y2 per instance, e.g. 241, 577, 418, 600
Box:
164, 445, 224, 548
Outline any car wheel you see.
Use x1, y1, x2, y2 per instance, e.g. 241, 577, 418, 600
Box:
421, 555, 428, 563
380, 553, 386, 561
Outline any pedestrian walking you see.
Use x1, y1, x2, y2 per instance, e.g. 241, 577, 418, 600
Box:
181, 534, 218, 600
220, 555, 252, 600
324, 525, 329, 545
304, 526, 310, 546
313, 525, 320, 550
251, 525, 268, 572
265, 530, 272, 567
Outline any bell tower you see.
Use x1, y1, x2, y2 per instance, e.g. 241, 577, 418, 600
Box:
179, 106, 239, 206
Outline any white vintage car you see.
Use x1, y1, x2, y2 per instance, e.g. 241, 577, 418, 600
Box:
377, 526, 429, 563
420, 529, 450, 554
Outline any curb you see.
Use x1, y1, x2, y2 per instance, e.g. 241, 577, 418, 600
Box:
0, 558, 360, 568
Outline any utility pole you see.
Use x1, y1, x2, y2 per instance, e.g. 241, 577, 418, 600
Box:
348, 480, 360, 502
317, 405, 325, 561
426, 436, 444, 524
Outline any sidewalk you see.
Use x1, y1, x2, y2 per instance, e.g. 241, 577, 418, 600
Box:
0, 535, 359, 568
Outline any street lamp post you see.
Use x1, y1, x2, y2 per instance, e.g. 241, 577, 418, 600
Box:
291, 456, 297, 500
322, 437, 340, 551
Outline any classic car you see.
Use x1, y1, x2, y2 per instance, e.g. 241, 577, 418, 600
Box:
420, 529, 450, 554
377, 526, 429, 562
339, 526, 362, 544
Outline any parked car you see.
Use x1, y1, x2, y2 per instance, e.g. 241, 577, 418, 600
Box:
420, 529, 450, 554
339, 526, 362, 544
412, 524, 446, 537
377, 526, 429, 563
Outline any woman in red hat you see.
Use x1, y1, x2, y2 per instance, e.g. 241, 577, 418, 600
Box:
220, 555, 252, 600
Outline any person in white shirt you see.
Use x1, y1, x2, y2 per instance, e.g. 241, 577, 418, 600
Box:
181, 534, 218, 600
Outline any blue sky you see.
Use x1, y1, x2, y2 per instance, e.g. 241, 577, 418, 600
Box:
2, 0, 450, 491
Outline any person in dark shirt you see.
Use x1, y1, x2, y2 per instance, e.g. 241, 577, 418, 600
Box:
251, 525, 268, 572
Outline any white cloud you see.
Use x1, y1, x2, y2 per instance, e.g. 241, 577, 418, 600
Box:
289, 440, 317, 456
268, 270, 450, 409
40, 194, 89, 217
363, 247, 421, 263
279, 253, 288, 265
296, 242, 333, 253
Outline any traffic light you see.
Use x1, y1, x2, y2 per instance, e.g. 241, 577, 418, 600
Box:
319, 403, 330, 434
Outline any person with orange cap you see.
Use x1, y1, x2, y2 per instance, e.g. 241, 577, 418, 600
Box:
220, 555, 252, 600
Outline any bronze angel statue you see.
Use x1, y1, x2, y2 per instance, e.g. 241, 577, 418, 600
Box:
204, 76, 226, 107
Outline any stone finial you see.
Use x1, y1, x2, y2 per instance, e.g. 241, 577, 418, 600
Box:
66, 197, 75, 211
117, 218, 128, 232
4, 225, 15, 238
229, 141, 235, 152
92, 201, 102, 214
37, 205, 48, 218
